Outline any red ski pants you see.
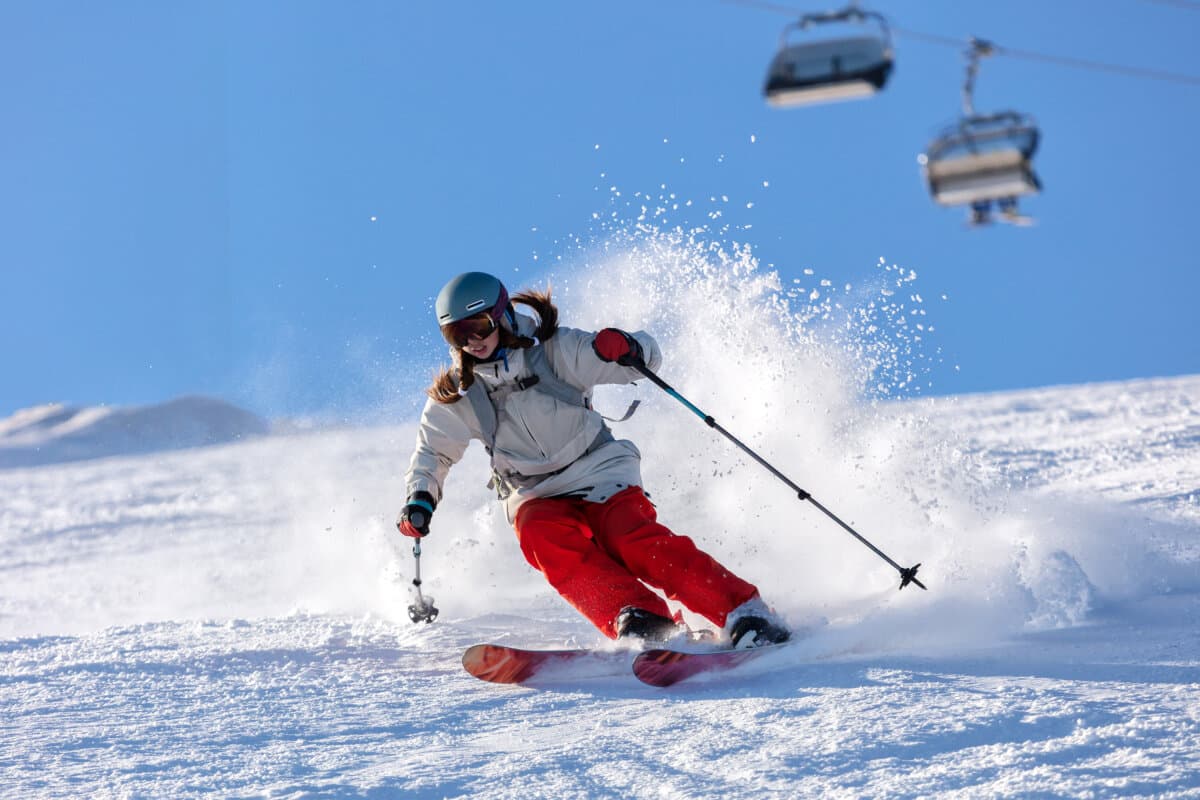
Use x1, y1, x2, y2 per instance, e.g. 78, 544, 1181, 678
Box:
513, 486, 759, 638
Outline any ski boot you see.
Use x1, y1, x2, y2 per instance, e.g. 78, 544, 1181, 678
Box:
724, 596, 791, 649
615, 607, 683, 643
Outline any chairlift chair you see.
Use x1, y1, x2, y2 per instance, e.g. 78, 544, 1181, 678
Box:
764, 8, 894, 108
919, 112, 1042, 208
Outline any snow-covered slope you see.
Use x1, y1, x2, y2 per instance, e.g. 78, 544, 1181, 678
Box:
0, 396, 269, 469
3, 234, 1198, 798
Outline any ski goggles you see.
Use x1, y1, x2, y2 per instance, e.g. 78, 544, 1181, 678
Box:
441, 313, 499, 348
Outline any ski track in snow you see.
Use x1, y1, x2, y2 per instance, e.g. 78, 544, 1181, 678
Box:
2, 373, 1199, 798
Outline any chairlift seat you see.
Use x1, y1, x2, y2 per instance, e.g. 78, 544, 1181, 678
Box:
764, 35, 893, 108
924, 150, 1041, 206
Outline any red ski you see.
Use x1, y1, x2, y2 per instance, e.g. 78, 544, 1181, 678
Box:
632, 643, 791, 687
462, 643, 632, 685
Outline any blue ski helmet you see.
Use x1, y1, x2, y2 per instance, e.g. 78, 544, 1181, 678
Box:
435, 272, 510, 327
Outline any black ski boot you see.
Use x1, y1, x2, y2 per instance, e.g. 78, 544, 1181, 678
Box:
615, 607, 681, 643
725, 597, 791, 649
727, 615, 791, 649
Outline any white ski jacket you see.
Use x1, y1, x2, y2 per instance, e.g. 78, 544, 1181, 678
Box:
404, 312, 663, 522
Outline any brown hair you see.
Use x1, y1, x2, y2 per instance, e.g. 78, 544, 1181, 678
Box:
427, 287, 559, 404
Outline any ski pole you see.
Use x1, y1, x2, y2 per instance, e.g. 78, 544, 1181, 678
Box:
631, 360, 926, 591
407, 538, 440, 623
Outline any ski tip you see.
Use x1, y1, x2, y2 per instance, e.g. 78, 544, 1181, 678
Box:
462, 643, 539, 684
462, 643, 630, 686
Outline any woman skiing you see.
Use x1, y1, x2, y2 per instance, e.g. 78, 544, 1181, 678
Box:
398, 271, 790, 648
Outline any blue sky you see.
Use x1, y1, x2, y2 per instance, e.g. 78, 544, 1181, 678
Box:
2, 0, 1197, 419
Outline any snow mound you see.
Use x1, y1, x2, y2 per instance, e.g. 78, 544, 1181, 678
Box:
0, 396, 270, 469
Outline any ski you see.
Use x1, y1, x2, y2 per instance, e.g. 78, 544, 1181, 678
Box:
632, 642, 791, 687
461, 643, 633, 685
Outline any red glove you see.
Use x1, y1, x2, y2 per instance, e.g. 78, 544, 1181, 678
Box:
398, 515, 427, 538
592, 328, 644, 366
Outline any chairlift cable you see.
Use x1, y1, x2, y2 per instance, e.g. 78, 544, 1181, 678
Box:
984, 41, 1200, 87
718, 0, 1200, 87
891, 27, 1200, 87
885, 26, 963, 49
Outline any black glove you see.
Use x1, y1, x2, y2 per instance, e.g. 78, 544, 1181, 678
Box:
398, 491, 437, 538
592, 328, 644, 366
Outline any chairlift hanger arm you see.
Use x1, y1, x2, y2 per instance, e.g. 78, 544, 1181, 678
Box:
961, 37, 997, 116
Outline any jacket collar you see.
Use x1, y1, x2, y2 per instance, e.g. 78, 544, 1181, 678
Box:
470, 310, 537, 380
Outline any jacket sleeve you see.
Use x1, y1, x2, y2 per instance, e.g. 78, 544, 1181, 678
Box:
404, 397, 474, 504
548, 326, 663, 390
